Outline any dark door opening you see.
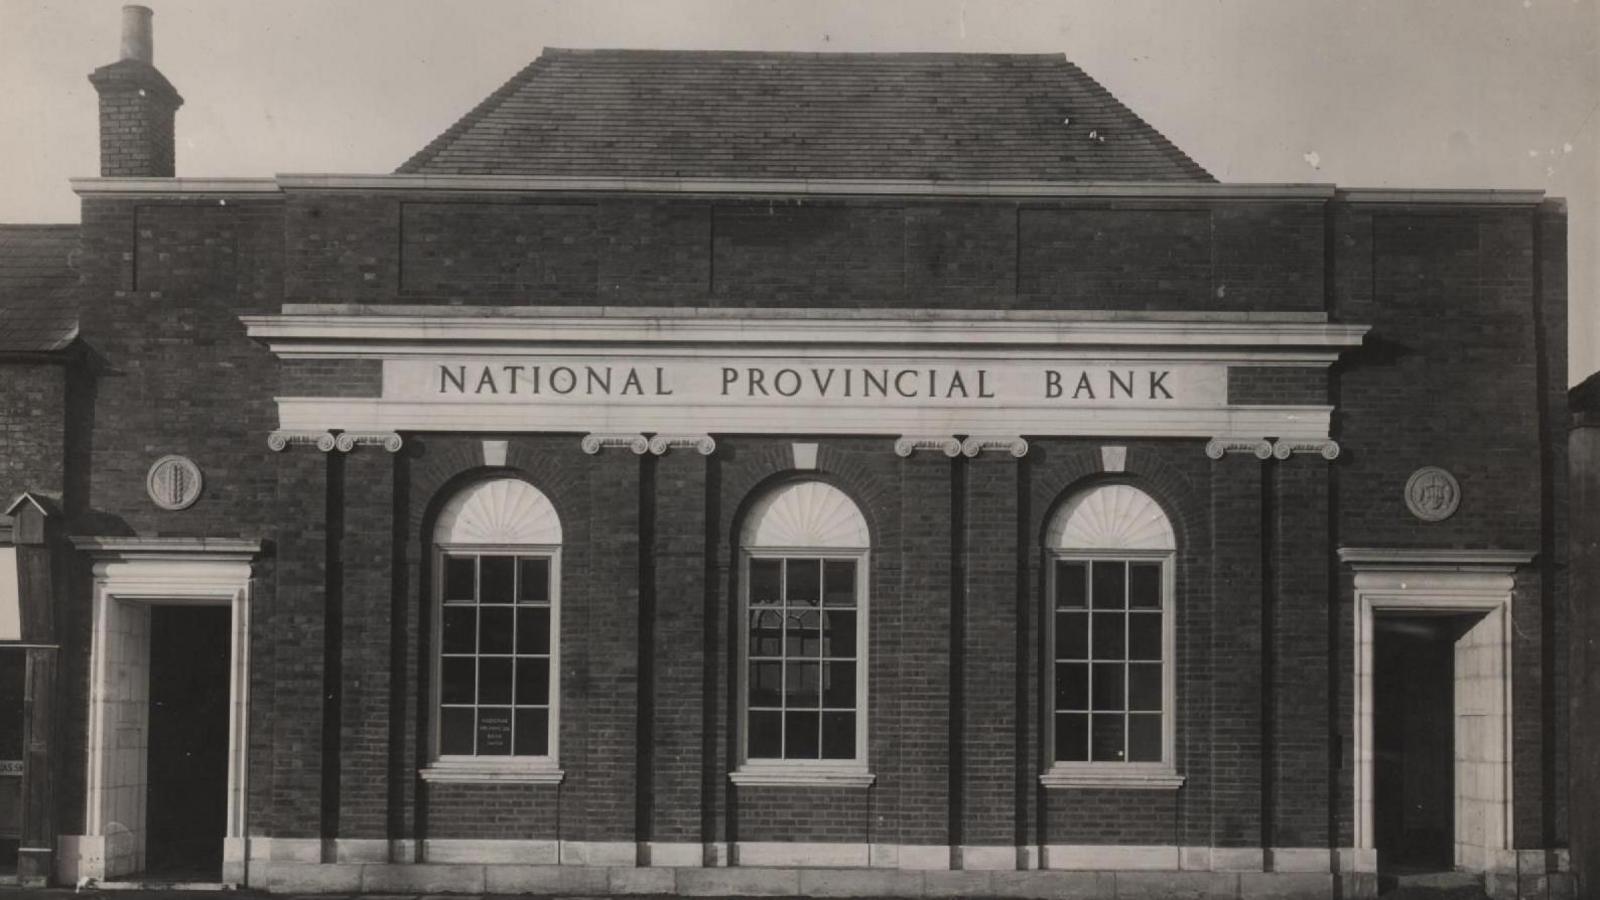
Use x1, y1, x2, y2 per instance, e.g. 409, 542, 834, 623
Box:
1373, 615, 1458, 873
144, 605, 231, 880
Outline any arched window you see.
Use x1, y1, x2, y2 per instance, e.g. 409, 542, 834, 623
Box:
427, 478, 562, 779
735, 481, 871, 783
1042, 483, 1181, 788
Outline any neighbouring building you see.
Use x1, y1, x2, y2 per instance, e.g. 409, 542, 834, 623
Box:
0, 7, 1577, 899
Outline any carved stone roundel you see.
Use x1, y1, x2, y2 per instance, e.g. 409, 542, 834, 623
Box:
147, 455, 204, 511
1405, 466, 1460, 522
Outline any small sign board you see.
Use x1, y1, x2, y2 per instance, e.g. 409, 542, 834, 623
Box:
0, 759, 22, 776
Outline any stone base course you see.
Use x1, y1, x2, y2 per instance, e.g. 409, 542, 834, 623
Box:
251, 864, 1349, 898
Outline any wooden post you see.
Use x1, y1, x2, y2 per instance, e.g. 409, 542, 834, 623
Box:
8, 494, 57, 886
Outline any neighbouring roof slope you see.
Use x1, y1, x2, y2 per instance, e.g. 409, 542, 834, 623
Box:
0, 225, 80, 354
399, 49, 1213, 182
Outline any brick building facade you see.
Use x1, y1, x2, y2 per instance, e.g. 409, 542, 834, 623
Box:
0, 8, 1575, 899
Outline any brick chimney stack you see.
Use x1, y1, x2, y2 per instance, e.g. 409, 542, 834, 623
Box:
88, 6, 183, 177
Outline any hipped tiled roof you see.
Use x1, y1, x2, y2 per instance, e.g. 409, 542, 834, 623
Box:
399, 49, 1212, 182
0, 225, 80, 354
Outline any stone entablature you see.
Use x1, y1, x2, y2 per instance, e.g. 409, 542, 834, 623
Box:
244, 308, 1367, 448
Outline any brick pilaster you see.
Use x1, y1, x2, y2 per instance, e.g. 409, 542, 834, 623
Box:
958, 453, 1024, 858
269, 447, 329, 839
650, 449, 710, 845
1210, 454, 1264, 850
337, 444, 398, 841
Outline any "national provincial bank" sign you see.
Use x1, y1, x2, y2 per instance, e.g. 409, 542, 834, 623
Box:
398, 359, 1218, 406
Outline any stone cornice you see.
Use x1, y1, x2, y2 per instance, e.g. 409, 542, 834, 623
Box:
68, 536, 262, 562
1337, 548, 1537, 571
243, 310, 1368, 361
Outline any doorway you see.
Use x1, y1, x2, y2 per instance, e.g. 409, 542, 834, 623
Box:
142, 606, 231, 880
1373, 615, 1459, 872
1346, 549, 1519, 879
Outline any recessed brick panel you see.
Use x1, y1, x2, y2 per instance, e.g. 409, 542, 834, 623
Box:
399, 201, 599, 301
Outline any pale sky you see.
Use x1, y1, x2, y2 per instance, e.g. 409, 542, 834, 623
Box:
2, 0, 1595, 382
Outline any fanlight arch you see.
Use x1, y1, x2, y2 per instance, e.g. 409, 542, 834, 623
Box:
1046, 483, 1174, 551
434, 477, 562, 545
742, 480, 870, 549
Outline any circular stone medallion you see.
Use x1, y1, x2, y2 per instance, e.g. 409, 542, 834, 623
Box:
1404, 466, 1460, 522
147, 455, 204, 511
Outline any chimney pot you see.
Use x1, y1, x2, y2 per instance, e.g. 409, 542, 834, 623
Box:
120, 5, 153, 64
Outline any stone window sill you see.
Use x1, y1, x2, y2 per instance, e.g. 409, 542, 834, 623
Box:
420, 759, 565, 785
1038, 764, 1184, 790
730, 762, 876, 788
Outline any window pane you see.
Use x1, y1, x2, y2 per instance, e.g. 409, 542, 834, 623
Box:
824, 560, 856, 607
1055, 662, 1088, 710
786, 610, 821, 657
787, 661, 821, 708
1055, 561, 1087, 609
1090, 714, 1126, 761
785, 710, 821, 759
821, 711, 855, 759
787, 559, 821, 606
749, 661, 782, 708
823, 661, 855, 708
518, 558, 550, 604
514, 708, 549, 756
1129, 613, 1162, 661
516, 607, 551, 654
748, 711, 782, 759
444, 557, 476, 601
1054, 713, 1088, 762
1129, 714, 1162, 762
1092, 612, 1126, 659
441, 707, 474, 755
1091, 561, 1126, 609
1128, 663, 1162, 712
1055, 612, 1088, 659
479, 606, 514, 654
749, 610, 783, 657
823, 610, 856, 658
1129, 562, 1161, 609
441, 657, 475, 705
442, 607, 476, 654
515, 658, 550, 706
480, 556, 515, 603
750, 559, 782, 606
479, 658, 513, 705
1091, 663, 1125, 711
476, 707, 513, 755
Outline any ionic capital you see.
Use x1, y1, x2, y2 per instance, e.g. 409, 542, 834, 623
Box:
894, 436, 963, 458
961, 435, 1029, 459
1205, 437, 1273, 460
1272, 439, 1340, 461
581, 433, 649, 455
334, 431, 404, 453
648, 434, 716, 456
268, 430, 336, 453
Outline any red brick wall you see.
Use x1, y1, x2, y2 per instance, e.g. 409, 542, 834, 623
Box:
40, 187, 1567, 864
0, 363, 66, 502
